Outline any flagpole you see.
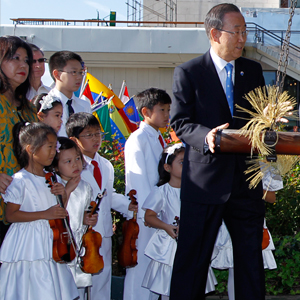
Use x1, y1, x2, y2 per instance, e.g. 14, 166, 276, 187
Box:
79, 69, 87, 96
119, 80, 126, 99
79, 79, 89, 98
124, 94, 136, 106
94, 91, 103, 104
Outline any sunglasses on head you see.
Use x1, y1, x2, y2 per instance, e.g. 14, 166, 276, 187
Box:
33, 58, 47, 64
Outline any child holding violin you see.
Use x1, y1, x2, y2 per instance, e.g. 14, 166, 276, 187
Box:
211, 164, 283, 300
66, 112, 138, 300
142, 143, 217, 300
124, 88, 171, 300
52, 136, 98, 300
0, 122, 78, 300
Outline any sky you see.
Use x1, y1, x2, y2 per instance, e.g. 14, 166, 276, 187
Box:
0, 0, 128, 25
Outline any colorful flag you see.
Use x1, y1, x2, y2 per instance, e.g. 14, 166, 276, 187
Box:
92, 103, 112, 141
123, 97, 140, 129
85, 73, 124, 109
119, 80, 130, 104
108, 101, 130, 150
80, 80, 94, 105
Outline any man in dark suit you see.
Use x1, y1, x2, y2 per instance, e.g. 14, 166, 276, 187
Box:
170, 3, 265, 300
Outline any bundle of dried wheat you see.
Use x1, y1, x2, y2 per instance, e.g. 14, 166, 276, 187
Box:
245, 155, 299, 190
236, 85, 297, 155
235, 85, 299, 189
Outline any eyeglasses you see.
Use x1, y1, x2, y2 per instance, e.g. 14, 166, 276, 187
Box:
33, 58, 47, 64
79, 132, 102, 139
59, 70, 86, 77
216, 28, 249, 37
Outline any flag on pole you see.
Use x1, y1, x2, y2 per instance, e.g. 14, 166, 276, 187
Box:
80, 80, 94, 105
119, 80, 130, 104
123, 97, 140, 129
108, 101, 130, 150
92, 103, 112, 141
86, 73, 124, 109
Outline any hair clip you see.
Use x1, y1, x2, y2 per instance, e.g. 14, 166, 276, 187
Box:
39, 95, 61, 113
56, 141, 61, 153
165, 142, 185, 164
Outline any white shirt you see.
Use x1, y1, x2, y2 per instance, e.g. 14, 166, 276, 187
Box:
124, 121, 165, 219
81, 152, 129, 237
26, 82, 51, 101
48, 87, 92, 137
210, 47, 235, 93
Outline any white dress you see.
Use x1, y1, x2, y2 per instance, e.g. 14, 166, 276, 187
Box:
212, 167, 283, 271
0, 169, 79, 300
142, 183, 217, 297
62, 178, 94, 288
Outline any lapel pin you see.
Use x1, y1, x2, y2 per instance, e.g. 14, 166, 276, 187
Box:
240, 71, 244, 76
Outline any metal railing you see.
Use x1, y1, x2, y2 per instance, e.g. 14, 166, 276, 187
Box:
10, 18, 204, 27
247, 22, 300, 53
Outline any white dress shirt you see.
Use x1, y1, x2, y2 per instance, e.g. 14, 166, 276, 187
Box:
210, 47, 235, 93
48, 87, 92, 137
26, 82, 51, 101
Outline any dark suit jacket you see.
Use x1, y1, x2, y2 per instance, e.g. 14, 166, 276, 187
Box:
170, 50, 265, 205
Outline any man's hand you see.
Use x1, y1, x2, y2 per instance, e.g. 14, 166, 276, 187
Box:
206, 123, 229, 153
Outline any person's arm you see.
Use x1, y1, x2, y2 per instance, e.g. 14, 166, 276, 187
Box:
171, 65, 210, 152
124, 136, 151, 213
50, 182, 69, 207
264, 190, 276, 204
145, 209, 178, 239
83, 211, 98, 226
5, 202, 68, 223
64, 175, 81, 205
0, 173, 13, 194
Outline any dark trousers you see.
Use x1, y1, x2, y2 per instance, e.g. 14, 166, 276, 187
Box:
169, 194, 265, 300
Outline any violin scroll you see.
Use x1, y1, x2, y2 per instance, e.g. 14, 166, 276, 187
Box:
128, 189, 138, 206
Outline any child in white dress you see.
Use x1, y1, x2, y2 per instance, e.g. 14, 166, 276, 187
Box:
52, 137, 98, 300
142, 143, 217, 300
33, 93, 63, 134
0, 122, 78, 300
212, 165, 283, 300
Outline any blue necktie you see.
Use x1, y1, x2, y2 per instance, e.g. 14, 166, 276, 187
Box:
225, 63, 234, 116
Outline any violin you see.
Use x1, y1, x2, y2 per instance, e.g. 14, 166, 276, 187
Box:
117, 189, 139, 268
45, 171, 78, 263
79, 189, 106, 274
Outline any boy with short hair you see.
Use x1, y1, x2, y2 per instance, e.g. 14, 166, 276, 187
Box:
49, 51, 91, 137
123, 88, 172, 300
66, 112, 137, 300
